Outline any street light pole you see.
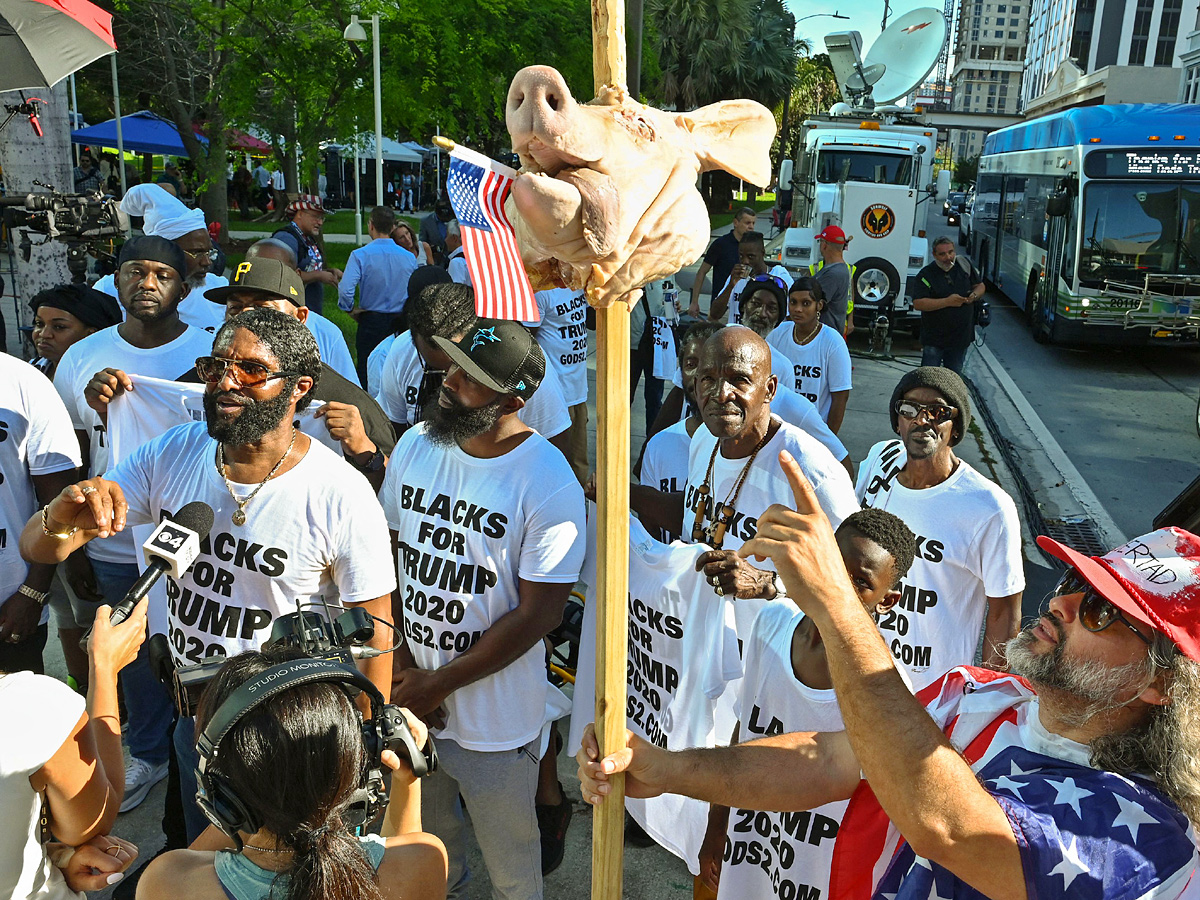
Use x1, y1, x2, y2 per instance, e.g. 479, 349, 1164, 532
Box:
372, 14, 383, 209
345, 13, 385, 208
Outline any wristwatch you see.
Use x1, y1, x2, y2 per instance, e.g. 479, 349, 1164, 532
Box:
350, 447, 385, 473
17, 585, 49, 608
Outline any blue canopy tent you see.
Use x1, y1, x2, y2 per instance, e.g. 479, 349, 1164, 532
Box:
70, 110, 206, 156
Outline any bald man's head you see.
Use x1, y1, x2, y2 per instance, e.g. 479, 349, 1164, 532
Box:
697, 326, 777, 445
245, 238, 299, 272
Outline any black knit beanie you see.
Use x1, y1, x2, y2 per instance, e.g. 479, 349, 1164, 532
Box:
889, 366, 971, 446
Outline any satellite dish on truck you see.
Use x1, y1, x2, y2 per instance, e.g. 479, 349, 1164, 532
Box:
863, 8, 947, 104
825, 9, 946, 107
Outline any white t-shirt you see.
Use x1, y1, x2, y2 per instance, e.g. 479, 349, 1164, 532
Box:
855, 439, 1025, 690
379, 424, 585, 751
305, 311, 359, 385
377, 331, 570, 438
640, 419, 693, 542
0, 671, 86, 900
719, 605, 850, 900
720, 265, 793, 326
0, 357, 81, 623
93, 271, 228, 334
684, 420, 858, 637
104, 422, 395, 664
53, 324, 215, 564
568, 515, 741, 873
447, 249, 471, 287
366, 332, 397, 398
684, 421, 857, 551
530, 288, 588, 407
766, 322, 852, 421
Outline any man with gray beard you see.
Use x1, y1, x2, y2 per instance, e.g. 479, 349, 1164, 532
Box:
24, 308, 395, 840
578, 470, 1200, 899
379, 318, 585, 899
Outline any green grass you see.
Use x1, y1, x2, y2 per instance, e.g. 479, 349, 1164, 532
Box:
710, 197, 777, 230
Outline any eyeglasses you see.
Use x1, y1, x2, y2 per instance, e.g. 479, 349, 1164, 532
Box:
1055, 570, 1152, 645
751, 274, 788, 290
894, 400, 957, 424
181, 247, 219, 262
195, 356, 298, 388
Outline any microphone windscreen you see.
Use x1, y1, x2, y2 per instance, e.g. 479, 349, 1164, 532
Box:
172, 501, 215, 539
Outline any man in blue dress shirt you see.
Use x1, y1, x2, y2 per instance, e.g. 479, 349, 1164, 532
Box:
339, 206, 420, 386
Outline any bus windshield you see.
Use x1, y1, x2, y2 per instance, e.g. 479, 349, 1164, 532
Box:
1079, 182, 1200, 283
816, 149, 913, 185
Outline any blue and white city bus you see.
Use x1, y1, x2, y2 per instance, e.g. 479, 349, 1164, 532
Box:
969, 104, 1200, 345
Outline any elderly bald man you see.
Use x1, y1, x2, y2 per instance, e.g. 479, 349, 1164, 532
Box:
629, 326, 858, 634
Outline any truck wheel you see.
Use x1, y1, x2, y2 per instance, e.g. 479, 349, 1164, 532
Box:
853, 257, 901, 306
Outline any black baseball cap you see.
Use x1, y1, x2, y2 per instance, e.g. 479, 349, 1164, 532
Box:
204, 258, 305, 306
433, 319, 545, 400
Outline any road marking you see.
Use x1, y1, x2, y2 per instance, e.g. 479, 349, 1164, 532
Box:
973, 341, 1127, 549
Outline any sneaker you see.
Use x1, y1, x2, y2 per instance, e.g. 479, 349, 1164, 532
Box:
120, 757, 168, 813
536, 790, 573, 875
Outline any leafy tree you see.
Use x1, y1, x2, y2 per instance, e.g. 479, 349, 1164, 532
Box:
955, 152, 979, 186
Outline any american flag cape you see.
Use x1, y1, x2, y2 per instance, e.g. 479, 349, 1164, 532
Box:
827, 667, 1200, 900
445, 145, 539, 322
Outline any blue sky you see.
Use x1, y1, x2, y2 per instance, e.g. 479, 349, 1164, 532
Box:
788, 0, 935, 58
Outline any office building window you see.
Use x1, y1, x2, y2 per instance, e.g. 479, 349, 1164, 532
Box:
1129, 0, 1155, 65
1155, 0, 1182, 65
1010, 31, 1018, 38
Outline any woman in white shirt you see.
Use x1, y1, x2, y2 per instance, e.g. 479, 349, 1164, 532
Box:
767, 275, 853, 434
391, 222, 431, 266
1, 596, 146, 898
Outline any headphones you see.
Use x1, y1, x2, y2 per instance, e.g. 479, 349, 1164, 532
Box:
195, 657, 436, 844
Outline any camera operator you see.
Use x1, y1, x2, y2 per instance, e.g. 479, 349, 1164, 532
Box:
0, 595, 146, 899
136, 647, 447, 900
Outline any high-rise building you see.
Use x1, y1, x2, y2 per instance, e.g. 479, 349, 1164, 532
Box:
1021, 0, 1186, 113
949, 0, 1029, 161
1175, 2, 1200, 100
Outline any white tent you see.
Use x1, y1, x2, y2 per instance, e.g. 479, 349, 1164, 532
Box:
329, 135, 423, 163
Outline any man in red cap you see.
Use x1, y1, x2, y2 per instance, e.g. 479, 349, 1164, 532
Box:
811, 225, 853, 335
272, 194, 342, 316
579, 459, 1200, 900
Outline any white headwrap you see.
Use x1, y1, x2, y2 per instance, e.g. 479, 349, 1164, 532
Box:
120, 183, 207, 240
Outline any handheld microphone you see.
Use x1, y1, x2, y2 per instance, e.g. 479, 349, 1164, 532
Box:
109, 501, 215, 625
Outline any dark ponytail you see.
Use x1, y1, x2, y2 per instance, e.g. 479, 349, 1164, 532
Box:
195, 649, 385, 900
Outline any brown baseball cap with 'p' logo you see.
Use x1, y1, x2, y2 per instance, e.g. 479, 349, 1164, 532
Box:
204, 258, 305, 307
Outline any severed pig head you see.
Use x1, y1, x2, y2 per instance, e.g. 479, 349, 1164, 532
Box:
505, 65, 776, 308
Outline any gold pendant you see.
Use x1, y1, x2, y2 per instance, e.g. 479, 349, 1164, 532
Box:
232, 508, 246, 526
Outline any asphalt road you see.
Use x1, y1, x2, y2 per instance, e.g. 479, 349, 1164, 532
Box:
938, 209, 1200, 540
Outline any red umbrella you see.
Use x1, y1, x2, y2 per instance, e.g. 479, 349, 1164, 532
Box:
0, 0, 116, 92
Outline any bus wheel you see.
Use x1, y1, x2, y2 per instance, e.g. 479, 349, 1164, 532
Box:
1024, 273, 1041, 325
853, 257, 901, 308
1195, 391, 1200, 439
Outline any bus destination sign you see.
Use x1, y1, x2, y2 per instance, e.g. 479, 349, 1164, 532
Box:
1085, 149, 1200, 178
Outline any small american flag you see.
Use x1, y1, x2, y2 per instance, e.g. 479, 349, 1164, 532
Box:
446, 145, 539, 322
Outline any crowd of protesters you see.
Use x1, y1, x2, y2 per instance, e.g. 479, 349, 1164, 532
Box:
2, 186, 1198, 900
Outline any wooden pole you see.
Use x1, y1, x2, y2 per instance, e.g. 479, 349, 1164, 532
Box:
590, 0, 629, 897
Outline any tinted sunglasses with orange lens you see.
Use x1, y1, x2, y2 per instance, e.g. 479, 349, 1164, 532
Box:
1055, 570, 1152, 645
195, 356, 299, 388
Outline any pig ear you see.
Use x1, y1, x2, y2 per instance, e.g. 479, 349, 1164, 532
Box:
676, 100, 777, 187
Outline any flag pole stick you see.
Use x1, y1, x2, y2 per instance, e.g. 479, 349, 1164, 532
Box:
589, 2, 629, 899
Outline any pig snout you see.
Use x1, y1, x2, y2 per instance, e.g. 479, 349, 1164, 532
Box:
507, 66, 580, 156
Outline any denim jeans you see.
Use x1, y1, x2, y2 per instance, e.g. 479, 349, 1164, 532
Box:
172, 715, 209, 842
422, 737, 543, 900
90, 558, 173, 766
921, 342, 970, 374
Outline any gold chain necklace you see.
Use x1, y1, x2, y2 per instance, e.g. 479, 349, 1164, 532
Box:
794, 319, 821, 345
216, 428, 297, 526
690, 424, 774, 548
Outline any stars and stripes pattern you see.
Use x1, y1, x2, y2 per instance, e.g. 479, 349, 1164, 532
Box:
873, 746, 1198, 899
445, 145, 539, 322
